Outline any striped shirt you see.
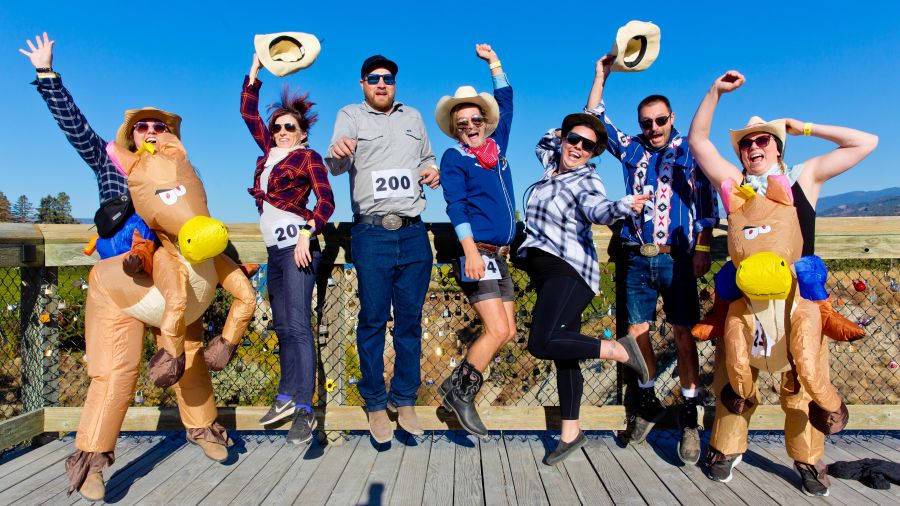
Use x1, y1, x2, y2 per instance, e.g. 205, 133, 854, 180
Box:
518, 129, 636, 292
32, 74, 127, 204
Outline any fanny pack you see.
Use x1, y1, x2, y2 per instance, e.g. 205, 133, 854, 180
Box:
94, 193, 136, 238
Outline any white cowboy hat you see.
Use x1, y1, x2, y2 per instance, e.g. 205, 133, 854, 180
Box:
610, 21, 661, 72
434, 86, 500, 139
730, 116, 787, 158
254, 32, 321, 77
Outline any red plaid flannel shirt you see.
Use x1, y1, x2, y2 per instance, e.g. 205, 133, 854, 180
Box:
241, 76, 335, 232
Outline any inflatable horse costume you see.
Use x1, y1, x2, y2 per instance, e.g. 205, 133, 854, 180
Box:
66, 134, 256, 499
706, 175, 848, 491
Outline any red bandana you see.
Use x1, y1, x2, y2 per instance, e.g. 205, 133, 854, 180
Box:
463, 138, 499, 169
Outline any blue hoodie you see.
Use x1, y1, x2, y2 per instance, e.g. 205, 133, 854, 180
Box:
440, 75, 515, 246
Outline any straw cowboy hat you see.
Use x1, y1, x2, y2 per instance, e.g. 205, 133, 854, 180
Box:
609, 21, 661, 72
116, 107, 182, 150
730, 116, 787, 158
254, 32, 321, 77
434, 86, 500, 139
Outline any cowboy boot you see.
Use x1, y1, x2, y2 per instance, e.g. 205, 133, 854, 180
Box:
440, 359, 488, 437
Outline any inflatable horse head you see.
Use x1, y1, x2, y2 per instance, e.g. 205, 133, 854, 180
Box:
112, 133, 228, 264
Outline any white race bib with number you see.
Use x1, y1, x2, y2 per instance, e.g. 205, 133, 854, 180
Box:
271, 219, 306, 249
372, 169, 415, 200
460, 255, 501, 282
751, 319, 774, 357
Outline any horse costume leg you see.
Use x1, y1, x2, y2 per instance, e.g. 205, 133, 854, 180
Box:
203, 255, 256, 371
708, 341, 759, 456
66, 266, 144, 495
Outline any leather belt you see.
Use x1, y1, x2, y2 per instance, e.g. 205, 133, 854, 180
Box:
627, 244, 672, 257
475, 242, 510, 256
354, 214, 421, 231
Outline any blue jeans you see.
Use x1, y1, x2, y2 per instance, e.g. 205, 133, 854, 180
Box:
267, 243, 321, 407
351, 221, 432, 411
624, 251, 699, 327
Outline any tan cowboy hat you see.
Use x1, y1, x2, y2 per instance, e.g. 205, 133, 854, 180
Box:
434, 86, 500, 139
254, 32, 321, 77
730, 116, 787, 158
610, 21, 661, 72
116, 107, 182, 151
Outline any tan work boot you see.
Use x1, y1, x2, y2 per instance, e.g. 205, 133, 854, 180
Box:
367, 409, 394, 443
188, 436, 229, 462
388, 401, 424, 435
79, 472, 105, 502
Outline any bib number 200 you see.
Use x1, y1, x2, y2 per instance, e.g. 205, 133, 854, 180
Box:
375, 175, 411, 192
372, 169, 415, 200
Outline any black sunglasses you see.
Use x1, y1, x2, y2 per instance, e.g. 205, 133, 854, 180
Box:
639, 114, 671, 130
564, 131, 597, 153
739, 134, 773, 151
365, 73, 396, 85
272, 123, 298, 134
456, 115, 485, 130
133, 121, 168, 134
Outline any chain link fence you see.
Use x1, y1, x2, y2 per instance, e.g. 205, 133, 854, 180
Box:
0, 249, 897, 422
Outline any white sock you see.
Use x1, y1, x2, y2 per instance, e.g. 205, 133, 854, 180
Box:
682, 387, 699, 398
638, 379, 655, 389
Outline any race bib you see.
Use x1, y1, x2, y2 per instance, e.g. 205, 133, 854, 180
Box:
271, 218, 306, 249
372, 169, 415, 200
751, 319, 774, 357
460, 255, 501, 282
642, 184, 655, 223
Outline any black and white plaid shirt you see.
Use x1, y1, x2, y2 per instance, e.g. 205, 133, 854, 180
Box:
518, 129, 635, 292
33, 74, 128, 204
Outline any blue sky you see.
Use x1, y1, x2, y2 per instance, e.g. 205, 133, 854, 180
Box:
2, 1, 898, 223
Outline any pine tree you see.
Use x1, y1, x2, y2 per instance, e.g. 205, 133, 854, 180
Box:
11, 195, 34, 223
37, 193, 78, 224
0, 192, 11, 222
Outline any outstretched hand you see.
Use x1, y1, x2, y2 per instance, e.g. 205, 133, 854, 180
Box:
714, 70, 745, 94
631, 193, 651, 214
248, 53, 262, 84
784, 118, 806, 136
19, 32, 54, 69
475, 43, 498, 63
596, 54, 614, 81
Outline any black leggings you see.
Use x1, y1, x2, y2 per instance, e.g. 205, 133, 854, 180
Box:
527, 274, 600, 420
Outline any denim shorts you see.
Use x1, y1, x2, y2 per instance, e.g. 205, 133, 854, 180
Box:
624, 250, 699, 327
452, 250, 515, 304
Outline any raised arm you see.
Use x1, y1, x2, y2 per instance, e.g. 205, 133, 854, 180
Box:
687, 71, 746, 190
535, 128, 562, 172
239, 54, 271, 153
21, 33, 112, 176
477, 43, 513, 149
585, 55, 626, 160
788, 118, 878, 205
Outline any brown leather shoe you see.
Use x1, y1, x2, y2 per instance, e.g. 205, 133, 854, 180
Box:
188, 436, 229, 462
367, 409, 394, 443
389, 402, 424, 435
79, 472, 105, 502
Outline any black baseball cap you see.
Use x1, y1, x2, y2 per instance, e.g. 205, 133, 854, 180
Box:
561, 113, 608, 155
360, 55, 398, 78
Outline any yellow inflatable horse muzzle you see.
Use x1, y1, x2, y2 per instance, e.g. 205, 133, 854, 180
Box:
735, 251, 793, 300
178, 216, 229, 264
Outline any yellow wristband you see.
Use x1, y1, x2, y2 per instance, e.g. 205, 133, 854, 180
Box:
299, 229, 313, 238
489, 60, 502, 70
695, 244, 710, 252
803, 122, 813, 136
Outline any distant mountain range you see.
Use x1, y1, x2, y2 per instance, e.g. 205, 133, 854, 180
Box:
818, 187, 900, 217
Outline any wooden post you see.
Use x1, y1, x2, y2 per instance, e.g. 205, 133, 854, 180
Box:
20, 266, 59, 411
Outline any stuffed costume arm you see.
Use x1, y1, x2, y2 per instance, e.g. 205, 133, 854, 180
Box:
790, 300, 841, 413
723, 298, 756, 401
203, 255, 257, 371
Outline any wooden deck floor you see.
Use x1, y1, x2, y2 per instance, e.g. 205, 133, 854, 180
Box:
0, 430, 897, 505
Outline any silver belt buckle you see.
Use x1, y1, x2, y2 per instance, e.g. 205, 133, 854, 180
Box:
639, 243, 660, 257
381, 214, 403, 231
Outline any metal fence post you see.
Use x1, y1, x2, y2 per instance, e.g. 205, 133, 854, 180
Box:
20, 266, 60, 411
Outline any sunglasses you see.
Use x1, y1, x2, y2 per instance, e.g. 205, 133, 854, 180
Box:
456, 115, 485, 130
272, 123, 298, 134
133, 121, 169, 134
365, 73, 396, 85
564, 131, 597, 153
639, 114, 671, 130
738, 134, 773, 151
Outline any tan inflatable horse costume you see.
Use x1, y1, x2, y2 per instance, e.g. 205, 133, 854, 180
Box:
707, 175, 848, 488
66, 134, 256, 499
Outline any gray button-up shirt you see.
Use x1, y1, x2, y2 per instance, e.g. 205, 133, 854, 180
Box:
325, 100, 436, 217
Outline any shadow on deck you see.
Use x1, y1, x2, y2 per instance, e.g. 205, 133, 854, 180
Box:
1, 430, 898, 505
